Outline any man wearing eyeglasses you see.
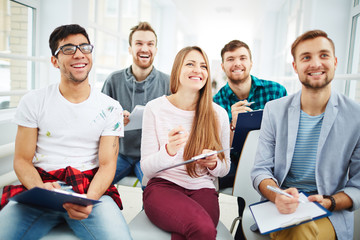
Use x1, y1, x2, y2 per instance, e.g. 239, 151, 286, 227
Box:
102, 22, 170, 188
0, 24, 132, 239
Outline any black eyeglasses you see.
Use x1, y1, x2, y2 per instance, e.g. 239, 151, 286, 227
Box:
55, 43, 94, 56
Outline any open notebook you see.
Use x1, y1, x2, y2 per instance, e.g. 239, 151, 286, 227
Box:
249, 192, 331, 235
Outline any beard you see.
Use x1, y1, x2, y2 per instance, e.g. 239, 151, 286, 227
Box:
133, 54, 154, 70
300, 73, 333, 90
227, 72, 250, 84
68, 72, 89, 83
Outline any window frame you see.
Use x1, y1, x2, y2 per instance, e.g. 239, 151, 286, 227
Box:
0, 0, 42, 118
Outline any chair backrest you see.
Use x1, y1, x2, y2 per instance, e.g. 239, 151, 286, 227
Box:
354, 209, 360, 240
232, 130, 261, 205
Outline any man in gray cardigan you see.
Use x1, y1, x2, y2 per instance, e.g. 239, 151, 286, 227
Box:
102, 22, 170, 187
251, 30, 360, 240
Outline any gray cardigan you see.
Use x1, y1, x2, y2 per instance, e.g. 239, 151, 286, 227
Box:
102, 66, 170, 158
251, 90, 360, 240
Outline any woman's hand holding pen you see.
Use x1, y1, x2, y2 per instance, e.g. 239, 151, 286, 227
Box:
196, 149, 218, 170
230, 100, 253, 127
123, 110, 130, 126
166, 126, 188, 156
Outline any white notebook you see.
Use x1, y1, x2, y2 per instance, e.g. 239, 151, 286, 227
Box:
249, 192, 331, 235
124, 105, 145, 131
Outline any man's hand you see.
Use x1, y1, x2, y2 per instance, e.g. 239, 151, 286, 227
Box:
308, 194, 331, 210
196, 149, 218, 170
42, 181, 61, 190
274, 188, 300, 214
63, 203, 93, 220
231, 100, 253, 127
123, 110, 130, 126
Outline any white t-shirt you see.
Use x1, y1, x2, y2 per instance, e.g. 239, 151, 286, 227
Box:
140, 96, 231, 190
14, 83, 124, 172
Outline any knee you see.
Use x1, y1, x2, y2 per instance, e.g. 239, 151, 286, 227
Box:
271, 221, 318, 240
187, 220, 217, 240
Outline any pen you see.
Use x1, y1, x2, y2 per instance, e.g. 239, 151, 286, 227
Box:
267, 185, 306, 203
244, 101, 255, 106
168, 129, 184, 135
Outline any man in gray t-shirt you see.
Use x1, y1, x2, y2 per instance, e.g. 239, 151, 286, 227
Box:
102, 22, 170, 187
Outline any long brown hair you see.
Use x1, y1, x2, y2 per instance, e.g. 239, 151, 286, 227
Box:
170, 46, 225, 177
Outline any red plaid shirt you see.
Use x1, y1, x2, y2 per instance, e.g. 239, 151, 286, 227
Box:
0, 166, 122, 210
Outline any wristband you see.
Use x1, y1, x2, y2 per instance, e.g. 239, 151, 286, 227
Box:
323, 195, 336, 212
230, 122, 235, 132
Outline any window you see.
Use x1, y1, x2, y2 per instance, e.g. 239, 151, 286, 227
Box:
0, 0, 37, 110
89, 0, 142, 90
347, 11, 360, 102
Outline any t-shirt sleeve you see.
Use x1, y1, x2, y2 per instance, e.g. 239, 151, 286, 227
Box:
101, 101, 124, 137
13, 91, 39, 129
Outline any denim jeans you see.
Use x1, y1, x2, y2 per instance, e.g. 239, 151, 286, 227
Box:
0, 192, 132, 240
112, 153, 143, 187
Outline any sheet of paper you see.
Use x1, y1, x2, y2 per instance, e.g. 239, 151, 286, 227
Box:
250, 192, 330, 234
124, 105, 145, 131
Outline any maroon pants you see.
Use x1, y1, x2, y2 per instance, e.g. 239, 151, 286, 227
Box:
143, 178, 219, 240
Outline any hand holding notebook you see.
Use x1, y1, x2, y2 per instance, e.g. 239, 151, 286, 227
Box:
124, 105, 145, 131
10, 187, 101, 212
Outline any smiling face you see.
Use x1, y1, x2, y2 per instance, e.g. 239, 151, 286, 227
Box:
51, 34, 92, 84
292, 37, 337, 90
221, 47, 252, 84
178, 50, 208, 93
129, 30, 157, 70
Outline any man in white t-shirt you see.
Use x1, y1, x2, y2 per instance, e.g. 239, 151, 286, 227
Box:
0, 24, 132, 239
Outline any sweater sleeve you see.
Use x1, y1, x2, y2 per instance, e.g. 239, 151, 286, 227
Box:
140, 102, 178, 179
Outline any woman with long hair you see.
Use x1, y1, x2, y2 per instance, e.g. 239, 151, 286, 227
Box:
140, 46, 230, 240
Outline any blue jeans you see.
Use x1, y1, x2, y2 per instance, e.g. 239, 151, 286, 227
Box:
0, 192, 132, 240
113, 153, 143, 187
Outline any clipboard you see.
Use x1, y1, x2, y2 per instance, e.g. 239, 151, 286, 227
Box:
231, 110, 263, 153
249, 192, 331, 235
124, 105, 145, 131
10, 187, 101, 212
156, 148, 232, 173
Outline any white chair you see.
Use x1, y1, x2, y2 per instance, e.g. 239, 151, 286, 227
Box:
231, 130, 269, 239
129, 210, 233, 240
355, 209, 360, 240
40, 224, 79, 240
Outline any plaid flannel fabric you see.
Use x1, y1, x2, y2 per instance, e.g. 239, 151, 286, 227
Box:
213, 75, 287, 122
0, 166, 122, 210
